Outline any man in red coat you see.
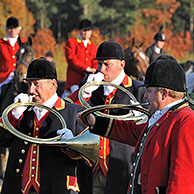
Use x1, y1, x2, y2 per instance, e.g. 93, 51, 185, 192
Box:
63, 19, 97, 98
0, 16, 25, 93
78, 55, 194, 194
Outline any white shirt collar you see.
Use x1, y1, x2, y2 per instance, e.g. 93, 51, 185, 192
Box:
103, 69, 125, 96
148, 99, 184, 127
154, 45, 161, 54
33, 93, 58, 121
7, 35, 19, 47
79, 34, 89, 48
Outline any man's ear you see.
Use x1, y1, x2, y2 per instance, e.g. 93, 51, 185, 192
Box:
121, 60, 125, 69
161, 89, 168, 99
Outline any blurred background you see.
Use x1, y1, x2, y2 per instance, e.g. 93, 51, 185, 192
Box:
0, 0, 194, 81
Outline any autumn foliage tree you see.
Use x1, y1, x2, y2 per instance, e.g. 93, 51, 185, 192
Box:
0, 0, 35, 39
32, 28, 57, 59
129, 0, 192, 59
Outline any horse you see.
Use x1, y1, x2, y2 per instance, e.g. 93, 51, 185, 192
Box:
0, 42, 34, 115
124, 37, 149, 81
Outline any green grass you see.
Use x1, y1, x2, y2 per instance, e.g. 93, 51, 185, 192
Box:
54, 44, 68, 81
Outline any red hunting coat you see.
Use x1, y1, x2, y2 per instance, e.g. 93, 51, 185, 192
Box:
91, 103, 194, 194
0, 37, 25, 83
65, 37, 97, 90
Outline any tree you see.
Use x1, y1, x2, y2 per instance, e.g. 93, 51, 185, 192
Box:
172, 0, 194, 53
0, 0, 35, 39
79, 0, 140, 39
129, 0, 192, 59
26, 0, 82, 42
32, 28, 57, 58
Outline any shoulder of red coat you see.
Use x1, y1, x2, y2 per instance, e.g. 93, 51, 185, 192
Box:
54, 97, 66, 110
122, 74, 132, 88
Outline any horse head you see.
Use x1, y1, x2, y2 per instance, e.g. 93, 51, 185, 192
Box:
124, 37, 149, 81
14, 40, 34, 95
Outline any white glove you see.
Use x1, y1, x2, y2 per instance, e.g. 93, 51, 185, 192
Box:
129, 100, 142, 116
83, 72, 104, 98
12, 93, 33, 119
57, 128, 74, 140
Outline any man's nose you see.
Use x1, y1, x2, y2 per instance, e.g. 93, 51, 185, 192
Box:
144, 91, 148, 99
99, 64, 106, 73
29, 84, 35, 94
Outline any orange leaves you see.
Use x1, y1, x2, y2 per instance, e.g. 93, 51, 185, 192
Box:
128, 0, 192, 59
32, 28, 57, 59
0, 0, 35, 39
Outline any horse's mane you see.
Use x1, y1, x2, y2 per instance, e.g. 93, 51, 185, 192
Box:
124, 37, 149, 81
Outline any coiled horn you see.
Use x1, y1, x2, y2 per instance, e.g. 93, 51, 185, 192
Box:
2, 102, 99, 166
79, 81, 150, 124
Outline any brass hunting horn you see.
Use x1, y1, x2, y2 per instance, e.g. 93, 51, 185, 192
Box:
78, 81, 151, 125
2, 102, 99, 166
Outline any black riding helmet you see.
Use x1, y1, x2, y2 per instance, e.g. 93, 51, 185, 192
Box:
24, 58, 57, 81
154, 32, 166, 42
94, 40, 125, 60
143, 55, 187, 92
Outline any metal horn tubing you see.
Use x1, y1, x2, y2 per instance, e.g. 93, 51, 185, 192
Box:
2, 102, 67, 144
2, 102, 100, 166
79, 81, 140, 119
80, 103, 151, 126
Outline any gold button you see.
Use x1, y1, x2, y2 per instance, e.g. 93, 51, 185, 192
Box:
12, 55, 15, 59
24, 141, 28, 145
16, 168, 20, 173
28, 132, 31, 135
21, 149, 25, 154
19, 159, 23, 163
85, 50, 88, 53
12, 47, 15, 50
86, 58, 88, 61
156, 123, 159, 126
13, 63, 16, 66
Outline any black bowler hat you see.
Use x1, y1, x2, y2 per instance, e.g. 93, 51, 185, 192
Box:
154, 32, 166, 41
6, 16, 20, 29
143, 55, 187, 92
94, 40, 125, 60
79, 19, 93, 30
24, 58, 57, 81
45, 51, 53, 58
